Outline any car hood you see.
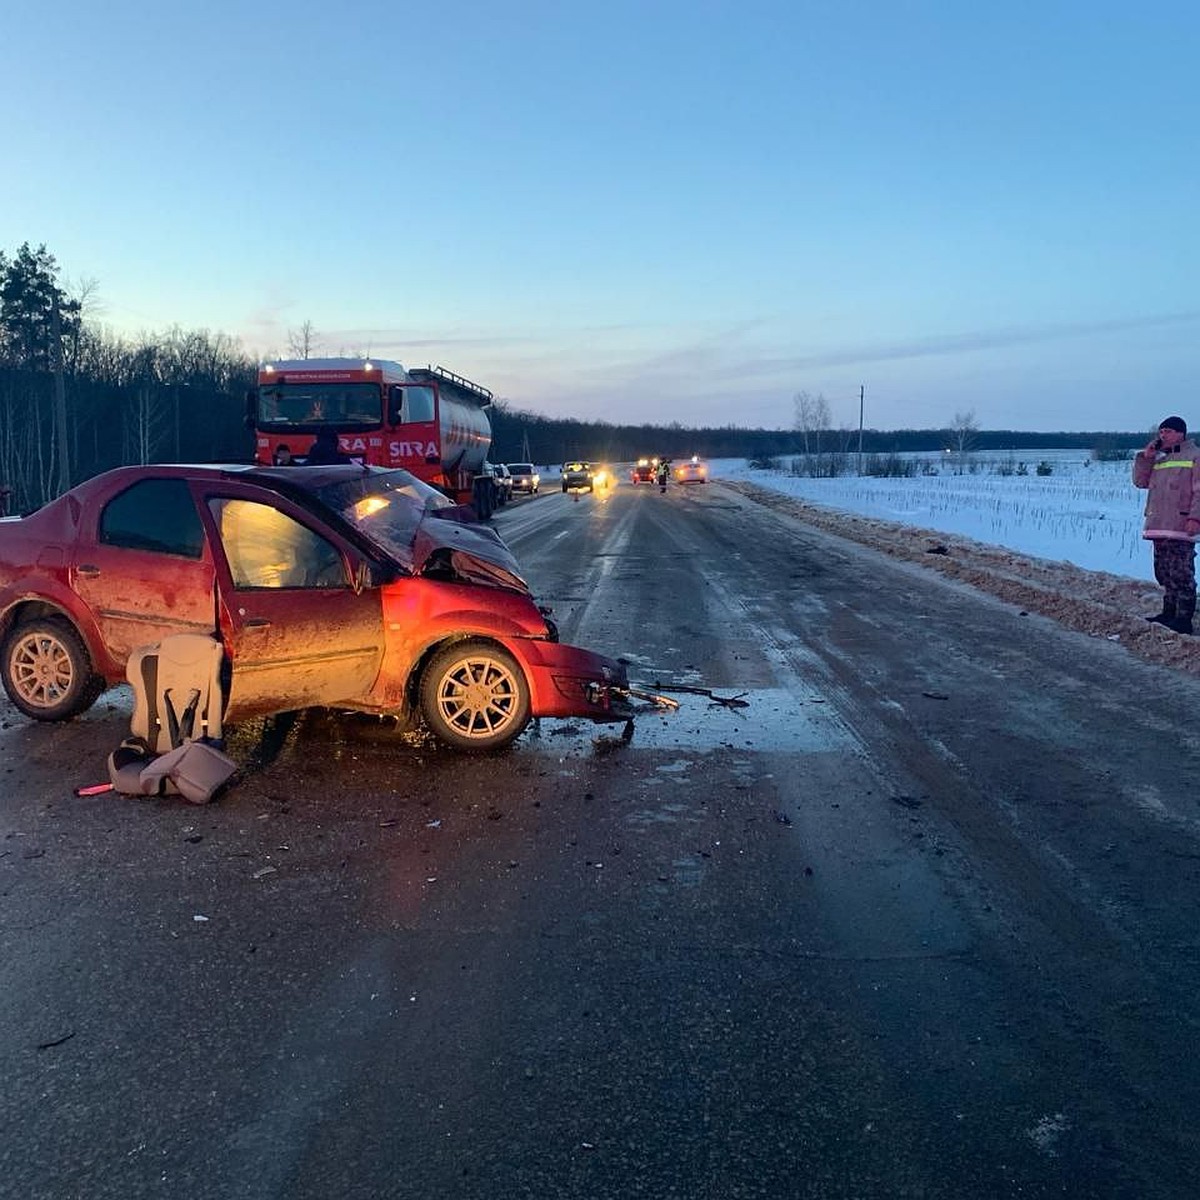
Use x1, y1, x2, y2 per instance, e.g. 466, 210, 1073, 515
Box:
412, 509, 529, 593
302, 469, 529, 594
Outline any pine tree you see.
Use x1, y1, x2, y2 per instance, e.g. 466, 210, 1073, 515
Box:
0, 242, 81, 369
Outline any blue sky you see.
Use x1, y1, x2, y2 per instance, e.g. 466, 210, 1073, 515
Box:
4, 1, 1196, 432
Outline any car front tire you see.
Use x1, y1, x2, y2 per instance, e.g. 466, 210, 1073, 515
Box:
2, 617, 105, 721
419, 640, 531, 751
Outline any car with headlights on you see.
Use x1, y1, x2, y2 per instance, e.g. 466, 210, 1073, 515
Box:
675, 457, 709, 484
507, 463, 540, 494
630, 458, 656, 484
561, 461, 595, 492
0, 464, 631, 751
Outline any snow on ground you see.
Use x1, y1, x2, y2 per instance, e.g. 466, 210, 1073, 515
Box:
710, 449, 1152, 582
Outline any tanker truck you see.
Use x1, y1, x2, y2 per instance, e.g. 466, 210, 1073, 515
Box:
246, 358, 501, 517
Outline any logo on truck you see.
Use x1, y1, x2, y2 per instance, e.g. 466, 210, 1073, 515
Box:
389, 440, 437, 459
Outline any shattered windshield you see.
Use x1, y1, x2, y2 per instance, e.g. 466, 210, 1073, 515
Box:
314, 469, 453, 569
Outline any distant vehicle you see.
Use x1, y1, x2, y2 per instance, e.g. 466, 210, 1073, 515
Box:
508, 463, 540, 494
631, 458, 655, 484
0, 463, 634, 751
675, 457, 709, 484
488, 463, 513, 504
562, 461, 595, 492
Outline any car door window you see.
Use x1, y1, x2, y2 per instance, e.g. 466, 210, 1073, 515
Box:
100, 478, 205, 558
209, 498, 347, 589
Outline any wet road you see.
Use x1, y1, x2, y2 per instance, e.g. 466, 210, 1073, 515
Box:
3, 479, 1200, 1198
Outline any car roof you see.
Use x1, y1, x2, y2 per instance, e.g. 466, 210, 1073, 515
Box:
100, 461, 377, 481
66, 461, 395, 503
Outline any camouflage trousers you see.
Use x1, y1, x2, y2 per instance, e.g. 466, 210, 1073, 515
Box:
1152, 538, 1197, 606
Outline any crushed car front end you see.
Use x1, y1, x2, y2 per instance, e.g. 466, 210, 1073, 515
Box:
507, 636, 631, 722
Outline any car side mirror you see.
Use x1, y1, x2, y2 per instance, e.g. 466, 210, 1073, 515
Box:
244, 389, 257, 430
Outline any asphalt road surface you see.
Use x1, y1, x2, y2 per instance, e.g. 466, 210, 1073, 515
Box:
4, 478, 1200, 1199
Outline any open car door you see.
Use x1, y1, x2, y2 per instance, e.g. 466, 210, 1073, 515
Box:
202, 491, 385, 719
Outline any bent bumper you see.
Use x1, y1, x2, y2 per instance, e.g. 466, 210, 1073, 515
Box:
508, 638, 630, 723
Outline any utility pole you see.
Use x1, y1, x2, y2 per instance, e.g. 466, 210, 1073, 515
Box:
857, 384, 865, 476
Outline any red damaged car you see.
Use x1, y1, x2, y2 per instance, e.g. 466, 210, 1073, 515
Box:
0, 464, 631, 750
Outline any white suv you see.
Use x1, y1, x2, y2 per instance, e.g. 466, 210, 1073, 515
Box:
507, 463, 540, 494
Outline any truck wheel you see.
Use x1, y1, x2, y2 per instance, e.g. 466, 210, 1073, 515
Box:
2, 617, 105, 721
472, 477, 495, 520
419, 640, 531, 751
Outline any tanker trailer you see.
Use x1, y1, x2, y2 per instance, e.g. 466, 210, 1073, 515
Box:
248, 358, 499, 516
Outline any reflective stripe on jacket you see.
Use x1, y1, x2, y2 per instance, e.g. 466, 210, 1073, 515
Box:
1133, 438, 1200, 540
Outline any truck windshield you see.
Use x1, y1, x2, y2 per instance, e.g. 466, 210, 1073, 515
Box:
315, 469, 453, 570
258, 382, 382, 429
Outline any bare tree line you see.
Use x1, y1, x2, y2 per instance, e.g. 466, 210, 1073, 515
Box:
0, 242, 1145, 515
0, 242, 256, 511
790, 390, 984, 477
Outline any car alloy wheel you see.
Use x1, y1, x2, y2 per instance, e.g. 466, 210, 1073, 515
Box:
2, 617, 104, 721
420, 640, 531, 751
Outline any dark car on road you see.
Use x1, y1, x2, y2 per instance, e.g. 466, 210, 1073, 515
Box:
487, 462, 514, 505
0, 464, 631, 750
562, 461, 595, 492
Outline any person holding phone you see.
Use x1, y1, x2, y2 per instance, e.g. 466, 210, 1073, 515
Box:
1133, 416, 1200, 633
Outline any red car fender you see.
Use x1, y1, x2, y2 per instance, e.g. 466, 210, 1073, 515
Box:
374, 580, 627, 721
372, 580, 551, 706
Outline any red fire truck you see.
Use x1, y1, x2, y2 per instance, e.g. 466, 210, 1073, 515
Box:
247, 358, 502, 516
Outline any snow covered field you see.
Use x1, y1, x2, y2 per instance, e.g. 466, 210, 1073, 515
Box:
709, 450, 1155, 583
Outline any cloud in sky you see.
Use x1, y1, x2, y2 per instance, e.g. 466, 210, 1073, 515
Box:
746, 313, 1200, 375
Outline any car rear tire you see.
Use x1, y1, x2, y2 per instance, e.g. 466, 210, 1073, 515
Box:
2, 617, 105, 721
419, 640, 531, 751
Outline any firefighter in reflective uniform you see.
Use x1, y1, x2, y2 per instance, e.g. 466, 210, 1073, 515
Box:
1133, 415, 1200, 634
